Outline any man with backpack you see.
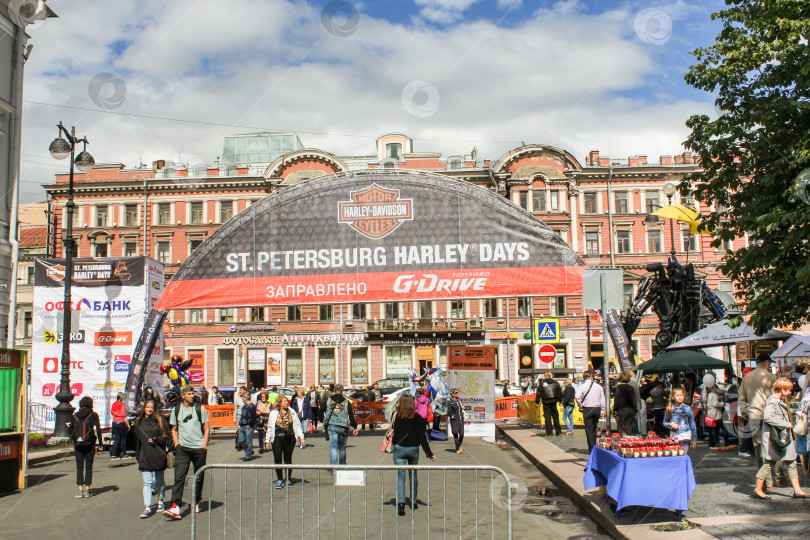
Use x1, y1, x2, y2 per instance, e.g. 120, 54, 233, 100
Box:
165, 385, 210, 520
322, 384, 358, 465
237, 392, 258, 460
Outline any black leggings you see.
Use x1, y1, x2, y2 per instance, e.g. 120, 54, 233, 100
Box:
272, 434, 296, 481
453, 427, 464, 451
74, 445, 95, 485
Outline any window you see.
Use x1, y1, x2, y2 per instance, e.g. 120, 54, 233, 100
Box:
189, 239, 203, 254
386, 142, 402, 160
318, 348, 336, 384
614, 192, 628, 214
585, 231, 600, 254
190, 202, 203, 224
550, 191, 559, 211
250, 307, 265, 322
616, 230, 631, 254
125, 204, 138, 226
190, 309, 204, 323
417, 301, 432, 319
25, 266, 35, 284
722, 238, 734, 251
516, 297, 532, 317
156, 241, 171, 264
384, 302, 399, 319
220, 202, 233, 223
448, 158, 462, 170
319, 305, 334, 321
483, 299, 499, 318
645, 191, 659, 214
217, 349, 235, 386
96, 205, 108, 227
683, 229, 698, 252
532, 190, 546, 212
718, 281, 734, 295
623, 284, 634, 310
450, 300, 465, 318
219, 308, 234, 323
584, 192, 597, 214
93, 242, 107, 257
647, 230, 662, 253
386, 346, 412, 378
351, 348, 368, 384
286, 349, 303, 385
287, 305, 302, 321
519, 191, 529, 211
351, 303, 366, 320
71, 206, 80, 227
549, 296, 566, 317
24, 312, 33, 338
157, 204, 171, 225
123, 242, 137, 256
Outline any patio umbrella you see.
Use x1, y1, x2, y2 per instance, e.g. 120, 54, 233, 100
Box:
666, 319, 793, 350
651, 204, 713, 234
636, 350, 732, 374
770, 335, 810, 365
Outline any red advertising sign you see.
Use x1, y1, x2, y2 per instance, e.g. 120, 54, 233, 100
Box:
447, 346, 497, 370
0, 440, 19, 461
538, 344, 557, 363
157, 171, 584, 309
188, 350, 205, 383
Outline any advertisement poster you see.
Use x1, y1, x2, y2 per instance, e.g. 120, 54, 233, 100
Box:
156, 170, 584, 311
247, 348, 266, 371
447, 346, 496, 438
267, 352, 282, 386
188, 350, 205, 386
31, 257, 163, 429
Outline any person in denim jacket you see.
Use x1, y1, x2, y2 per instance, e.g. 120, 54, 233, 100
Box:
663, 387, 697, 455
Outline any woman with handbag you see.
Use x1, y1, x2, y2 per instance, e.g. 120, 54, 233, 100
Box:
256, 391, 272, 454
134, 398, 171, 517
447, 388, 466, 454
705, 382, 729, 449
391, 394, 435, 516
753, 377, 809, 500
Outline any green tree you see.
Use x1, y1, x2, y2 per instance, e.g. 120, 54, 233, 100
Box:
683, 0, 810, 333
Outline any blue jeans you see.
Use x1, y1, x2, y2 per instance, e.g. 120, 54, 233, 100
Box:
110, 422, 128, 457
238, 426, 254, 459
393, 444, 420, 504
141, 470, 165, 507
563, 405, 574, 432
328, 425, 349, 464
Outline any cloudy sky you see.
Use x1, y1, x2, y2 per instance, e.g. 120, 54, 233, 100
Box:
16, 0, 725, 203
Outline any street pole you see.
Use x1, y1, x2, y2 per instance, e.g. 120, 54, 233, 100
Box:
48, 123, 94, 438
667, 193, 675, 258
601, 273, 611, 434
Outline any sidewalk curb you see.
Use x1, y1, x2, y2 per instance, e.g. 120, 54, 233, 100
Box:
497, 424, 628, 540
28, 449, 74, 466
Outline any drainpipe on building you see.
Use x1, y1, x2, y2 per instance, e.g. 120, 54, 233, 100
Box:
568, 181, 578, 251
142, 178, 148, 257
338, 305, 344, 385
505, 298, 511, 382
607, 162, 615, 269
5, 28, 28, 348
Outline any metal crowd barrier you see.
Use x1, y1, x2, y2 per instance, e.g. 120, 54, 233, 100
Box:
190, 464, 513, 540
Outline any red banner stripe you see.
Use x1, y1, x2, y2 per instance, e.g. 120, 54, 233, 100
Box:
157, 266, 583, 309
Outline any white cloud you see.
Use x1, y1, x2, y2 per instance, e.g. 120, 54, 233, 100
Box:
16, 0, 714, 203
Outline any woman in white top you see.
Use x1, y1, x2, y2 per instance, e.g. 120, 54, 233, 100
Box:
264, 395, 306, 488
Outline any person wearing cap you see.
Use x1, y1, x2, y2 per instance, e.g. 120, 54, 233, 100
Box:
740, 353, 781, 487
165, 385, 209, 520
322, 384, 358, 465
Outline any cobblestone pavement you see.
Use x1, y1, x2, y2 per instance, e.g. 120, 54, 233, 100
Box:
509, 420, 810, 539
0, 426, 608, 539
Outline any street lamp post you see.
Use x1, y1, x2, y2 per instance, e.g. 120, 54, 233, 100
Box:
49, 122, 94, 438
662, 182, 677, 257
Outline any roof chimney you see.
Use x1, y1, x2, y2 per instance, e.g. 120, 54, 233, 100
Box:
152, 160, 166, 171
588, 150, 599, 166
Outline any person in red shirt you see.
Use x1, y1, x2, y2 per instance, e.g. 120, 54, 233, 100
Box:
110, 392, 130, 459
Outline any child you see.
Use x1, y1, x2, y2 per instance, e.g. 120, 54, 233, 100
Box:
663, 387, 697, 455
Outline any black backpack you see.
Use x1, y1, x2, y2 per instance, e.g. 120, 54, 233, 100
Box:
71, 413, 97, 448
173, 401, 204, 429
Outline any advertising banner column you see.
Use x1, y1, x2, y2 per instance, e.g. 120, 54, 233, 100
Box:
447, 346, 496, 439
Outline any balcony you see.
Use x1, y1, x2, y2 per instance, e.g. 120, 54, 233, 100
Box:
365, 317, 486, 336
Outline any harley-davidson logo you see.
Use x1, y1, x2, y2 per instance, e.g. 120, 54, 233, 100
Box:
338, 184, 413, 239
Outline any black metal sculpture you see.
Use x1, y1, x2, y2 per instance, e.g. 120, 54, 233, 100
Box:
622, 256, 727, 348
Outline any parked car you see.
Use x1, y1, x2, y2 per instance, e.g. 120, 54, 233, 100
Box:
372, 378, 409, 397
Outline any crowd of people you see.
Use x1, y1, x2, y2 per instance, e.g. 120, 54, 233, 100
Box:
66, 376, 457, 519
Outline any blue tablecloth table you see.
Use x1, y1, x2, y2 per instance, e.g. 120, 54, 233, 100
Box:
583, 446, 696, 518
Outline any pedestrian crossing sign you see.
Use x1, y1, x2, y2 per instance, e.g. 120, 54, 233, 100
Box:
533, 318, 559, 343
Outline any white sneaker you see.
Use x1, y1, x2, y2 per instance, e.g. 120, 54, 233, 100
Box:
157, 501, 164, 513
165, 503, 182, 520
195, 504, 200, 516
